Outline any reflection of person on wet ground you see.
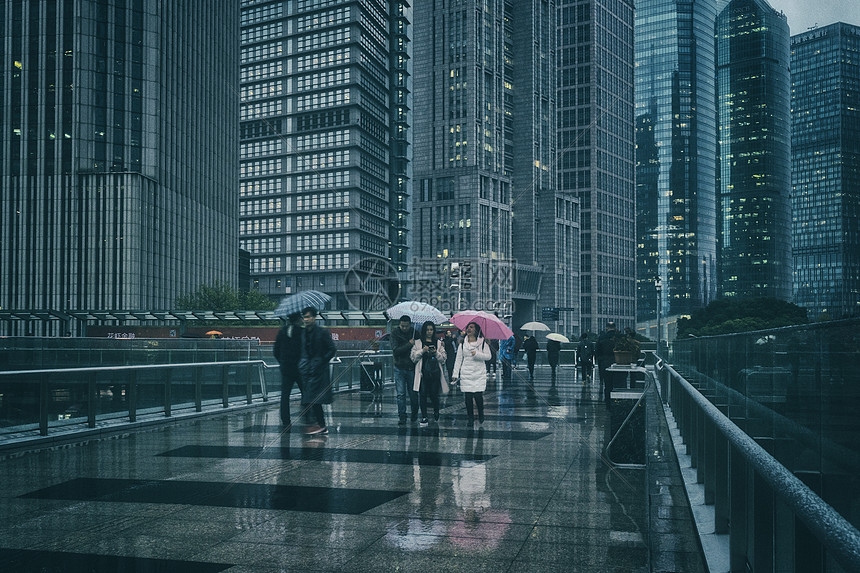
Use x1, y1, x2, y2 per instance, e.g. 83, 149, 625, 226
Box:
298, 307, 337, 435
411, 321, 448, 427
273, 312, 304, 428
452, 322, 491, 426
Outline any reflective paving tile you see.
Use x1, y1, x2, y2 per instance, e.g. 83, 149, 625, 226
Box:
21, 478, 408, 515
0, 548, 231, 573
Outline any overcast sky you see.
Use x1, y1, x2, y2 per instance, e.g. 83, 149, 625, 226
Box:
767, 0, 860, 34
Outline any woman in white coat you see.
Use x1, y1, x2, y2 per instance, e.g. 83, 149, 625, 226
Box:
451, 322, 491, 424
411, 321, 448, 426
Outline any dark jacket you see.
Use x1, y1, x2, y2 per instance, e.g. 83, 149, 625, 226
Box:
577, 339, 594, 362
546, 340, 561, 366
523, 336, 539, 359
299, 325, 337, 405
595, 330, 620, 365
390, 326, 416, 371
273, 324, 302, 383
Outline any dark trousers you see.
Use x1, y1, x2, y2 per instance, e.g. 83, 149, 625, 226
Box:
527, 356, 536, 379
579, 359, 593, 381
303, 404, 326, 427
597, 360, 615, 405
418, 374, 441, 419
501, 358, 512, 380
464, 392, 484, 422
280, 373, 300, 425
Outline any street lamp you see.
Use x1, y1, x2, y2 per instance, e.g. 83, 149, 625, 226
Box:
655, 277, 663, 352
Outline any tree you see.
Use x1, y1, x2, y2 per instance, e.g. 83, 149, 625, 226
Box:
677, 297, 808, 337
175, 281, 276, 311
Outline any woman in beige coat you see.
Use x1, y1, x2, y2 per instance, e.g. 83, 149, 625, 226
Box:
410, 321, 448, 426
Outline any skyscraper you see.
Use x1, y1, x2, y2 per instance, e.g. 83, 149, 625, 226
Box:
716, 0, 792, 300
791, 22, 860, 319
239, 0, 412, 311
559, 0, 635, 334
412, 1, 580, 328
0, 1, 238, 332
635, 0, 718, 322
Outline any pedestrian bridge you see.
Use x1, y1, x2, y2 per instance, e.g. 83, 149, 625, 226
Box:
1, 320, 858, 572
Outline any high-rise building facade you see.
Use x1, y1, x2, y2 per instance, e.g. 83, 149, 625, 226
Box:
635, 0, 718, 322
791, 23, 860, 319
716, 0, 792, 300
239, 0, 412, 311
0, 1, 238, 332
412, 1, 579, 328
559, 0, 635, 334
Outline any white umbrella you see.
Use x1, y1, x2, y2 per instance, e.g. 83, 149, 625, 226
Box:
274, 290, 332, 318
546, 333, 570, 343
385, 301, 448, 325
520, 321, 550, 332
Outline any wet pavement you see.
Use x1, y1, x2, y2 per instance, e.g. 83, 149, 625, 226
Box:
0, 366, 705, 572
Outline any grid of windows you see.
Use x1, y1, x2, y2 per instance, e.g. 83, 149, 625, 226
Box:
240, 139, 284, 159
296, 150, 350, 170
240, 218, 282, 235
296, 211, 350, 231
296, 27, 350, 51
240, 198, 282, 216
296, 253, 349, 271
242, 3, 284, 26
296, 7, 350, 30
241, 41, 284, 63
241, 61, 284, 82
241, 21, 284, 44
241, 99, 284, 120
251, 257, 283, 273
296, 68, 350, 91
241, 80, 284, 101
241, 237, 282, 254
241, 159, 283, 177
295, 48, 350, 71
295, 88, 350, 111
240, 178, 283, 197
297, 0, 341, 10
295, 171, 350, 192
296, 191, 350, 210
296, 129, 350, 151
296, 232, 349, 251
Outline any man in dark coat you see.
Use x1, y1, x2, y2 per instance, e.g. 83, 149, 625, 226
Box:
273, 312, 304, 428
443, 330, 457, 384
299, 307, 337, 435
523, 335, 539, 381
390, 315, 419, 425
595, 322, 621, 408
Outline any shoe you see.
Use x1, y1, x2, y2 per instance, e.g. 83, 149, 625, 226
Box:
398, 417, 407, 426
304, 424, 324, 435
466, 417, 474, 425
319, 427, 328, 435
411, 412, 418, 422
433, 412, 440, 422
419, 418, 429, 427
478, 413, 484, 424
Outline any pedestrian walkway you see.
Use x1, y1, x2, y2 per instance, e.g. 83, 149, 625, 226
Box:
0, 366, 705, 572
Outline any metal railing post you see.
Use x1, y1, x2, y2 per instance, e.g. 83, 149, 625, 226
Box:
87, 373, 97, 429
164, 368, 172, 417
194, 367, 202, 412
39, 374, 49, 436
221, 365, 229, 408
128, 370, 137, 423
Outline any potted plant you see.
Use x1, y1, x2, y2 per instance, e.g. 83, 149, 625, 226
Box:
613, 334, 641, 365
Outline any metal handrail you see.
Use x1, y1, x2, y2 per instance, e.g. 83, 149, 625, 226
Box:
0, 360, 269, 378
661, 361, 860, 571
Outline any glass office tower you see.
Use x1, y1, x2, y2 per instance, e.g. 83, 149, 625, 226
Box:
0, 1, 238, 331
791, 23, 860, 319
559, 0, 635, 334
239, 0, 412, 310
635, 0, 718, 323
716, 0, 792, 300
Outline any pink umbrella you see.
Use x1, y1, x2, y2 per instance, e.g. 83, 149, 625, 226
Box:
450, 311, 514, 340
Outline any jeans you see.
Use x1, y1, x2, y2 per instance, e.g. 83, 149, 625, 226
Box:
394, 367, 418, 420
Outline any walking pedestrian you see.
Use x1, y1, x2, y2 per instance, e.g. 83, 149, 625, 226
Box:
499, 335, 515, 380
523, 335, 539, 381
391, 315, 419, 425
411, 321, 448, 426
298, 307, 337, 435
577, 333, 595, 383
452, 322, 491, 425
273, 312, 304, 428
595, 322, 621, 408
485, 338, 499, 378
546, 338, 561, 379
443, 330, 458, 385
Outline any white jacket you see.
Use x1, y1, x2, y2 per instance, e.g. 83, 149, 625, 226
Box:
410, 338, 449, 393
453, 337, 491, 393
